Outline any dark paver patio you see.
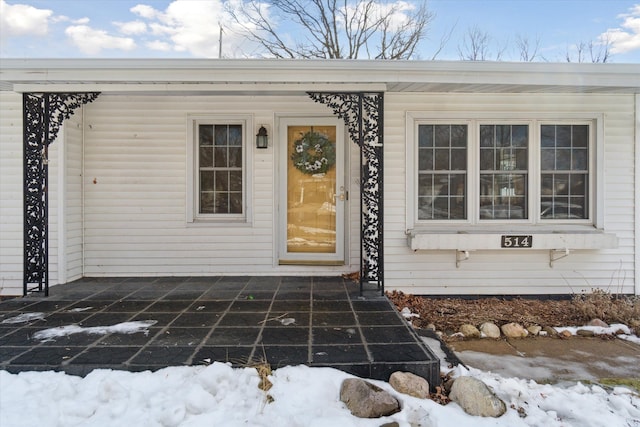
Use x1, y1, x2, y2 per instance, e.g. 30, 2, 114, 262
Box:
0, 276, 439, 386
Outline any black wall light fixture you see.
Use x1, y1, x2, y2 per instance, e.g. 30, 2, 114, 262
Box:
256, 125, 268, 149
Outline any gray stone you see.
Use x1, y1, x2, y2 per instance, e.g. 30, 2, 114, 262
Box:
389, 371, 430, 399
340, 378, 401, 418
588, 318, 609, 328
527, 325, 542, 336
460, 323, 481, 338
449, 376, 507, 418
501, 322, 528, 338
479, 322, 501, 338
542, 326, 558, 336
577, 329, 595, 337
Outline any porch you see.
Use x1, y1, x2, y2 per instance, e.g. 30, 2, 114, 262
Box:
0, 276, 439, 386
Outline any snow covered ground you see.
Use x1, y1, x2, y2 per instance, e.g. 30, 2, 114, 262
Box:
2, 349, 639, 426
1, 315, 639, 426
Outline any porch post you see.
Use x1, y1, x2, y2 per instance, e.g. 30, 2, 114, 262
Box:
308, 92, 384, 295
23, 92, 100, 296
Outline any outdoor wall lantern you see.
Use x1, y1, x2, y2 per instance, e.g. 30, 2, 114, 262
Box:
256, 125, 269, 149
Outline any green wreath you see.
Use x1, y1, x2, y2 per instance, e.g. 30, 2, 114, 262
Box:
291, 131, 336, 175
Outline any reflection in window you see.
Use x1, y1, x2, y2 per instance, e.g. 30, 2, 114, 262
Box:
198, 124, 243, 214
417, 124, 467, 220
479, 125, 528, 220
540, 125, 588, 219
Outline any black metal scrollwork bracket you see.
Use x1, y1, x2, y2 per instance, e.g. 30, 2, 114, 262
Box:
307, 92, 384, 295
23, 92, 100, 296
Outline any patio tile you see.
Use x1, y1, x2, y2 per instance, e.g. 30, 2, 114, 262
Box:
259, 345, 309, 367
217, 312, 267, 327
263, 312, 309, 327
228, 300, 271, 312
260, 327, 310, 345
356, 311, 406, 326
129, 346, 195, 365
186, 301, 232, 312
81, 312, 135, 327
11, 346, 86, 365
361, 326, 418, 344
270, 300, 311, 312
70, 347, 140, 365
150, 328, 210, 346
144, 300, 194, 312
312, 327, 363, 345
171, 312, 222, 327
192, 346, 254, 365
312, 312, 357, 326
311, 345, 369, 363
0, 276, 440, 388
206, 327, 261, 346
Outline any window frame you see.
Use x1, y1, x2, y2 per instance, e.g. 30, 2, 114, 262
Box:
407, 112, 603, 231
186, 114, 253, 224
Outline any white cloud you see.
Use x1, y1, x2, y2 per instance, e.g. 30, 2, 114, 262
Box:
146, 40, 172, 51
114, 20, 148, 35
65, 25, 136, 55
130, 0, 257, 57
599, 4, 640, 54
0, 0, 52, 37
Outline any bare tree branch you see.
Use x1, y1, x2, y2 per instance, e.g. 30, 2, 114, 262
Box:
458, 25, 491, 60
229, 0, 433, 59
515, 34, 540, 62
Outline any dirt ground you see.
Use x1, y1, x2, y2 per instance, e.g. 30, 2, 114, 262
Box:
386, 290, 640, 335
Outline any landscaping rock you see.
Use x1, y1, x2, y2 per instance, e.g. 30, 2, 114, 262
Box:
588, 318, 609, 328
479, 322, 501, 338
577, 329, 595, 337
389, 371, 429, 399
340, 378, 401, 418
542, 326, 558, 337
527, 325, 542, 336
449, 376, 506, 418
559, 330, 573, 338
460, 324, 481, 338
501, 322, 528, 338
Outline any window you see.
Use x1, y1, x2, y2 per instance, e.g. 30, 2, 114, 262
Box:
410, 116, 593, 226
187, 116, 251, 223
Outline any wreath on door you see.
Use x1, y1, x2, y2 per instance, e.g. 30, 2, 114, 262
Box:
291, 131, 336, 175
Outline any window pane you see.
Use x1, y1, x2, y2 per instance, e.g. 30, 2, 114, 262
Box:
418, 125, 433, 148
214, 147, 228, 167
417, 124, 468, 220
197, 122, 244, 217
540, 125, 589, 220
478, 125, 528, 220
200, 171, 214, 192
199, 147, 213, 168
199, 125, 213, 146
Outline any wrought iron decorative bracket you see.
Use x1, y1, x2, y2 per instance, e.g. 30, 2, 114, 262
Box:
308, 92, 384, 296
23, 92, 100, 296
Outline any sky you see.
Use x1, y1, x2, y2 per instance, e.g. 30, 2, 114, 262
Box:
0, 0, 639, 62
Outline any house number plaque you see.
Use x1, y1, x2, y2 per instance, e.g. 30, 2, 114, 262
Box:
501, 235, 532, 248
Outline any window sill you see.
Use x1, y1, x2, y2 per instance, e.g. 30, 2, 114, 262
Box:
407, 227, 618, 251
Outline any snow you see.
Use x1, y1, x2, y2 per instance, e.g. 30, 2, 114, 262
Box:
1, 312, 46, 324
1, 313, 639, 426
32, 320, 158, 342
2, 359, 639, 426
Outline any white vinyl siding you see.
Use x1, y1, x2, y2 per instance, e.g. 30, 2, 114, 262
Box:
386, 92, 636, 295
0, 92, 23, 295
81, 94, 359, 277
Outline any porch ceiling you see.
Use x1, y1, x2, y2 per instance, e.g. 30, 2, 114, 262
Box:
1, 58, 639, 94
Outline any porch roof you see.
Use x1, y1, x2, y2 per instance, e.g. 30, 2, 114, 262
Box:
1, 58, 639, 95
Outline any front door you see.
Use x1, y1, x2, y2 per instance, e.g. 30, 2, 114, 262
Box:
278, 117, 346, 264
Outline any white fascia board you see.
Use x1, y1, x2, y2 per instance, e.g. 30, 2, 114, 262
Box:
10, 82, 388, 94
1, 59, 639, 92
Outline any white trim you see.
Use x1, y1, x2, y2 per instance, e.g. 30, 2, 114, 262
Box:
276, 115, 346, 264
185, 114, 254, 225
635, 94, 640, 295
406, 111, 604, 232
57, 128, 67, 285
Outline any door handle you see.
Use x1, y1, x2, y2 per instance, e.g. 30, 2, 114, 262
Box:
334, 186, 347, 201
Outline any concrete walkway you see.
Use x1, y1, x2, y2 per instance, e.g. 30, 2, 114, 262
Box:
447, 337, 640, 383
